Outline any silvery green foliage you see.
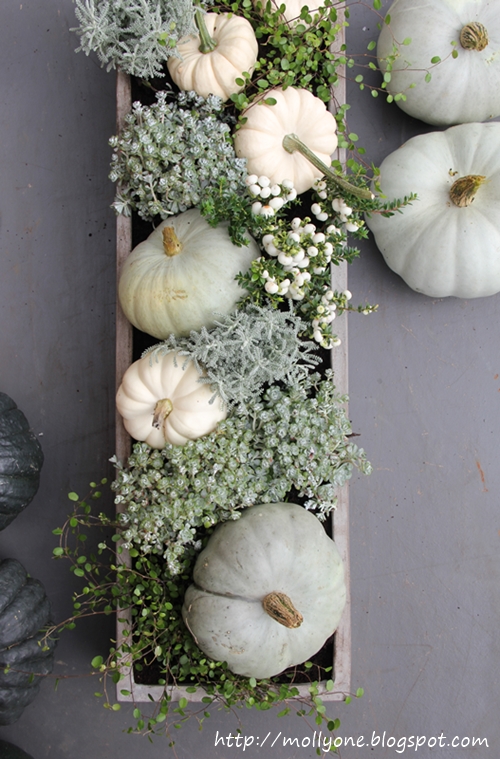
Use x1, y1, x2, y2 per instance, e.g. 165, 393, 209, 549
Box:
112, 370, 372, 574
108, 90, 247, 220
72, 0, 206, 78
143, 305, 321, 408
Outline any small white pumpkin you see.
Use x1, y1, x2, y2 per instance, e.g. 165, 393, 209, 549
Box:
233, 87, 338, 195
118, 208, 259, 339
365, 122, 500, 298
167, 11, 258, 102
377, 0, 500, 126
116, 351, 226, 448
182, 501, 346, 679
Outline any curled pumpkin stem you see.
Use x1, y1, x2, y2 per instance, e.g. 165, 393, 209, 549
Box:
282, 133, 374, 200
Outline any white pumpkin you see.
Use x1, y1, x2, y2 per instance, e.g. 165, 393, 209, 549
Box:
118, 209, 259, 339
167, 12, 258, 102
365, 122, 500, 298
116, 351, 226, 448
233, 87, 338, 195
377, 0, 500, 126
182, 502, 346, 679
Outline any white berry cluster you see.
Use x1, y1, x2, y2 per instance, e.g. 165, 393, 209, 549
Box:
245, 174, 298, 217
311, 179, 365, 234
259, 216, 340, 304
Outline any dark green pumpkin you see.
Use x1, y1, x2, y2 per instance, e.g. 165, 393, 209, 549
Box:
0, 393, 44, 530
0, 559, 57, 725
0, 739, 34, 759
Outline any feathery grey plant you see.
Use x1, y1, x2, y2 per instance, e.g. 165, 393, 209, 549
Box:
143, 305, 321, 408
72, 0, 210, 79
112, 369, 372, 573
108, 90, 247, 220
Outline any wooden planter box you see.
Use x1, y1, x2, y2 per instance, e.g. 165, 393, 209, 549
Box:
114, 45, 351, 702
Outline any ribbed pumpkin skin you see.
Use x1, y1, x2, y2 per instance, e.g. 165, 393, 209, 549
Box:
182, 502, 346, 679
0, 393, 44, 530
0, 740, 34, 759
0, 559, 56, 725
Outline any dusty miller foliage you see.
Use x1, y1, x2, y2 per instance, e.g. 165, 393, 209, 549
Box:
108, 90, 247, 220
72, 0, 211, 78
143, 305, 321, 408
112, 370, 372, 574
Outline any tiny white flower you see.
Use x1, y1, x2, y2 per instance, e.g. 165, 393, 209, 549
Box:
286, 189, 297, 201
258, 175, 270, 187
303, 223, 316, 235
311, 203, 322, 216
313, 329, 323, 343
262, 234, 275, 246
288, 232, 301, 243
324, 242, 333, 255
313, 266, 326, 274
246, 174, 258, 185
262, 269, 269, 279
343, 289, 352, 300
312, 232, 326, 244
282, 179, 294, 189
291, 217, 302, 230
270, 184, 281, 196
332, 338, 342, 347
265, 242, 279, 256
307, 245, 318, 257
260, 186, 272, 199
248, 183, 261, 196
317, 212, 329, 222
251, 201, 263, 215
318, 191, 328, 200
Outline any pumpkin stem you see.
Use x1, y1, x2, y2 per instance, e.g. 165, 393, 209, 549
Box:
460, 22, 488, 51
449, 174, 487, 207
282, 133, 374, 201
262, 591, 303, 628
152, 398, 174, 437
195, 9, 217, 54
162, 227, 182, 257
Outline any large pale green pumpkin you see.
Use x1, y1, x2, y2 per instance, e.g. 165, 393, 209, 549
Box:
182, 502, 346, 679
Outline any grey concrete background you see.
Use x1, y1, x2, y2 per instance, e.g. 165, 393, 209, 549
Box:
0, 0, 498, 757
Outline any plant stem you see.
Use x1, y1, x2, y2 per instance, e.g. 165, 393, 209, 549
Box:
282, 133, 373, 200
262, 591, 303, 628
195, 9, 217, 54
460, 22, 488, 51
162, 227, 182, 257
449, 174, 486, 207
